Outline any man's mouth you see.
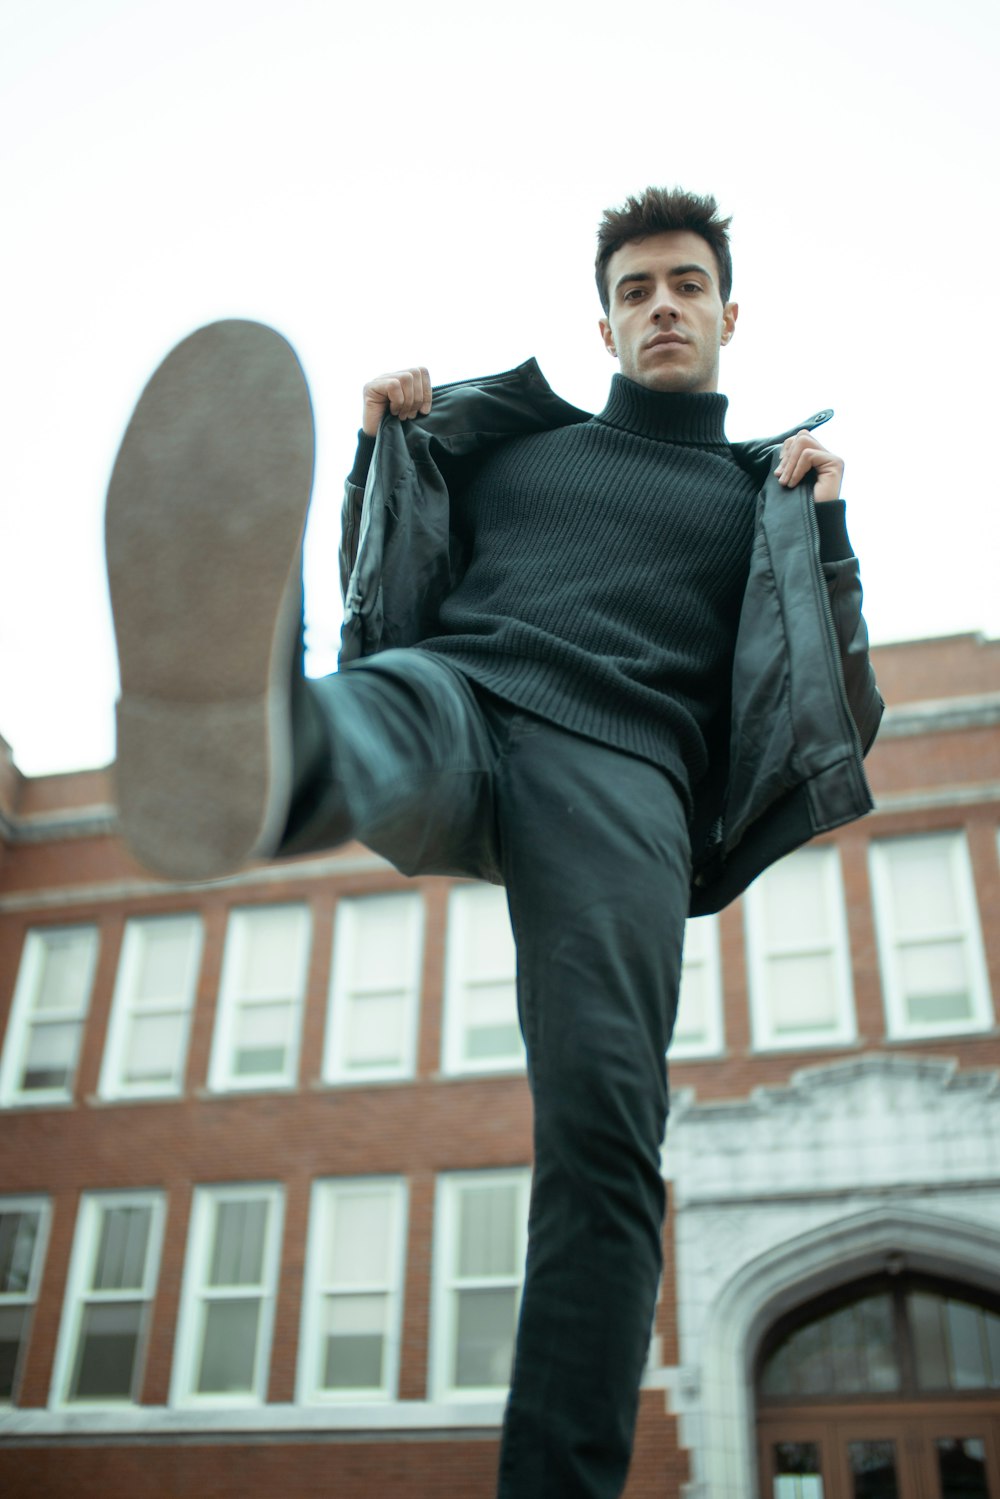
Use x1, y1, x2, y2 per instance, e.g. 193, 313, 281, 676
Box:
645, 332, 687, 349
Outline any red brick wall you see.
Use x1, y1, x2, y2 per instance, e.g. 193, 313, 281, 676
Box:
1, 631, 997, 1498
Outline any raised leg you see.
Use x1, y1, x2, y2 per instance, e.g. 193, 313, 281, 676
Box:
494, 716, 691, 1499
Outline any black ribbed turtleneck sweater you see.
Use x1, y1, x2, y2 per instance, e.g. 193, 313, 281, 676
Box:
415, 375, 760, 806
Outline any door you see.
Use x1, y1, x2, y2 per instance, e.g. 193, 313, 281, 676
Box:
760, 1414, 1000, 1498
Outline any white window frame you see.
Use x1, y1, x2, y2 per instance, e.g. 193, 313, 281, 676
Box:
170, 1183, 284, 1408
669, 915, 724, 1058
0, 925, 100, 1107
208, 904, 311, 1093
442, 884, 525, 1076
870, 831, 993, 1040
324, 893, 424, 1085
744, 846, 856, 1051
99, 914, 203, 1101
429, 1169, 530, 1401
49, 1191, 165, 1408
297, 1177, 408, 1403
0, 1195, 51, 1404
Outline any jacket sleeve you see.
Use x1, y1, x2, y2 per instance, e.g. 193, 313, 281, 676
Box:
814, 498, 884, 755
339, 432, 377, 601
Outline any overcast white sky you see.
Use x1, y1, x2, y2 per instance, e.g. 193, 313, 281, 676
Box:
2, 0, 998, 777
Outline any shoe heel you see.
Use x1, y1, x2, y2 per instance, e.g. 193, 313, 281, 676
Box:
115, 690, 292, 882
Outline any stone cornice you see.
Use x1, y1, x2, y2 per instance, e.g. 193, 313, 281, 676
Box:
879, 691, 1000, 738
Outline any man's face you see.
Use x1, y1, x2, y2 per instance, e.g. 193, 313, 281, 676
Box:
598, 230, 738, 393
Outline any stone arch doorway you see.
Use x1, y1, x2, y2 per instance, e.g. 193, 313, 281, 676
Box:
755, 1269, 1000, 1496
692, 1207, 1000, 1498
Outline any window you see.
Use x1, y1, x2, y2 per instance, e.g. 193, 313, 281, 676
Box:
442, 885, 524, 1074
209, 904, 311, 1091
669, 916, 723, 1058
744, 847, 855, 1050
0, 1198, 50, 1402
51, 1193, 164, 1405
870, 832, 993, 1038
171, 1185, 283, 1406
298, 1178, 407, 1401
431, 1171, 530, 1398
758, 1274, 1000, 1401
100, 914, 203, 1099
324, 894, 423, 1083
0, 925, 99, 1106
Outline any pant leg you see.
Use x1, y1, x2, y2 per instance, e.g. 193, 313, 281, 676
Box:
492, 712, 691, 1499
278, 649, 503, 882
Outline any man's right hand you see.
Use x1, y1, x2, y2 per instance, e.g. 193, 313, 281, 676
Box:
362, 368, 433, 437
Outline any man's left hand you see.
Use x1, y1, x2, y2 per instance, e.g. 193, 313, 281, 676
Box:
775, 431, 844, 503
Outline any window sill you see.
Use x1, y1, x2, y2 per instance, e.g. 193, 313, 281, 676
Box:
0, 1397, 509, 1439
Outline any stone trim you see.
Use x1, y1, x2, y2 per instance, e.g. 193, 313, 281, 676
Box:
0, 849, 393, 914
879, 692, 1000, 738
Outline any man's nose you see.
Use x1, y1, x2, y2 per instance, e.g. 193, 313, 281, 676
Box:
650, 286, 681, 320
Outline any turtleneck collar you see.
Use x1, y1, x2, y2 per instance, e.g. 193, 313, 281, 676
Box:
594, 374, 729, 447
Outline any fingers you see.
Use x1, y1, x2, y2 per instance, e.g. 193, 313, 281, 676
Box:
361, 367, 432, 435
775, 430, 844, 500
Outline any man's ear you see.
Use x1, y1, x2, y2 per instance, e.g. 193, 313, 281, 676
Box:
720, 301, 738, 346
599, 317, 618, 358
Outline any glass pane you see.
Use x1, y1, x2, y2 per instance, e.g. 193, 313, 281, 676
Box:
762, 851, 831, 947
458, 1184, 518, 1277
235, 907, 306, 999
935, 1438, 989, 1499
847, 1440, 899, 1499
0, 1305, 27, 1399
455, 1287, 517, 1388
69, 1301, 141, 1400
911, 1291, 950, 1389
900, 941, 972, 1025
34, 931, 94, 1012
94, 1206, 151, 1291
345, 991, 404, 1068
769, 953, 838, 1033
320, 1294, 385, 1389
233, 1002, 291, 1077
946, 1300, 989, 1389
888, 838, 959, 933
134, 918, 196, 1004
773, 1441, 824, 1496
345, 896, 416, 991
762, 1337, 794, 1397
762, 1294, 898, 1400
0, 1211, 39, 1295
465, 982, 520, 1060
858, 1294, 900, 1393
674, 960, 708, 1044
827, 1303, 867, 1394
986, 1311, 1000, 1386
196, 1298, 260, 1393
209, 1200, 267, 1287
467, 1022, 522, 1061
794, 1317, 833, 1396
326, 1192, 392, 1285
459, 888, 516, 980
21, 1021, 78, 1090
124, 1013, 184, 1084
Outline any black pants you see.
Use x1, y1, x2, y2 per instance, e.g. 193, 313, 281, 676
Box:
281, 649, 691, 1499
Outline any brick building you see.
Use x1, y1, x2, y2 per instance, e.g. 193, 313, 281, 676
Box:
0, 631, 998, 1499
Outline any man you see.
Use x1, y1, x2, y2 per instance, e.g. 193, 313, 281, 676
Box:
105, 187, 882, 1498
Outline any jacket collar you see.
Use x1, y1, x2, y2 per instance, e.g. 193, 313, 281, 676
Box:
399, 357, 832, 480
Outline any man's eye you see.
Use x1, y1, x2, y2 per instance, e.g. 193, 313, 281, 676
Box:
623, 288, 644, 301
680, 281, 703, 293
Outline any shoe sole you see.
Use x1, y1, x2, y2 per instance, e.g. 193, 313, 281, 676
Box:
105, 319, 315, 881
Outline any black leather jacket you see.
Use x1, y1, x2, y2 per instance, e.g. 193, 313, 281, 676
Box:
339, 359, 883, 915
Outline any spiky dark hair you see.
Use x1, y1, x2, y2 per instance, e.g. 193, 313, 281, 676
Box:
596, 187, 733, 312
